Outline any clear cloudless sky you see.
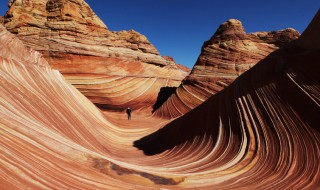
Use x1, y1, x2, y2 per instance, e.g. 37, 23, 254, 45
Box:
0, 1, 318, 68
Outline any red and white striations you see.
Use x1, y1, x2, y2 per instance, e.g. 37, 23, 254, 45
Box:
0, 8, 320, 190
154, 19, 300, 118
0, 23, 185, 189
135, 10, 320, 189
3, 0, 189, 111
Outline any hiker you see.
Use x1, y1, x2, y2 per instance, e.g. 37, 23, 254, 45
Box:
126, 107, 132, 120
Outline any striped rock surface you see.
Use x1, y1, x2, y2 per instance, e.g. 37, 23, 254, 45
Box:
0, 24, 183, 189
154, 19, 299, 118
1, 6, 320, 190
135, 10, 320, 189
3, 0, 189, 111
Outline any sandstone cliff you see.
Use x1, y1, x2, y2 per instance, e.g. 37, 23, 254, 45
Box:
0, 16, 3, 24
154, 19, 299, 118
4, 0, 189, 111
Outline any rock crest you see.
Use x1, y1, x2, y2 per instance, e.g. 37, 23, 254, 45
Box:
154, 19, 300, 118
4, 0, 177, 66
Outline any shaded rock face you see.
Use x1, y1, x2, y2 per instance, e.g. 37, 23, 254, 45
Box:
296, 9, 320, 50
0, 16, 3, 24
4, 0, 188, 111
154, 19, 300, 118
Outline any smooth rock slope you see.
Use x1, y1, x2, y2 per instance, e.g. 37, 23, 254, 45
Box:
0, 23, 184, 189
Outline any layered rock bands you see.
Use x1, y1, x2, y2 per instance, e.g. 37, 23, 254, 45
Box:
1, 10, 320, 189
135, 10, 320, 189
3, 0, 189, 112
1, 0, 319, 189
154, 19, 299, 118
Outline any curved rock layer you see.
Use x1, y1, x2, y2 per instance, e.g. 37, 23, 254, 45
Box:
154, 20, 299, 118
136, 10, 320, 189
4, 0, 189, 111
1, 6, 320, 190
0, 24, 182, 189
55, 56, 185, 111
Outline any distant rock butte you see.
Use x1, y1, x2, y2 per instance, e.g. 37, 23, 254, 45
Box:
4, 0, 189, 111
154, 19, 300, 118
162, 56, 191, 73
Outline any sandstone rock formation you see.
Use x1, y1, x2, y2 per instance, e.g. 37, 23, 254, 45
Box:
0, 16, 3, 24
135, 10, 320, 189
162, 55, 191, 72
154, 19, 300, 118
3, 0, 189, 111
0, 24, 171, 189
1, 9, 320, 190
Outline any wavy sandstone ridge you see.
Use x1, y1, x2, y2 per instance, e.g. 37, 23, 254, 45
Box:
154, 19, 299, 118
1, 10, 319, 189
4, 0, 189, 111
0, 24, 185, 189
136, 10, 320, 189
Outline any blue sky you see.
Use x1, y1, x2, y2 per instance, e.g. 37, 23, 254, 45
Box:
0, 1, 318, 68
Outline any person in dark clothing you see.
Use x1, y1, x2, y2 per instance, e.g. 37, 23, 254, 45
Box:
126, 107, 132, 120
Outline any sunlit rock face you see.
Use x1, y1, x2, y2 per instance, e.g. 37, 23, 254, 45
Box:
162, 55, 191, 72
0, 8, 319, 190
135, 10, 320, 189
4, 0, 189, 111
154, 19, 300, 118
0, 23, 186, 189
